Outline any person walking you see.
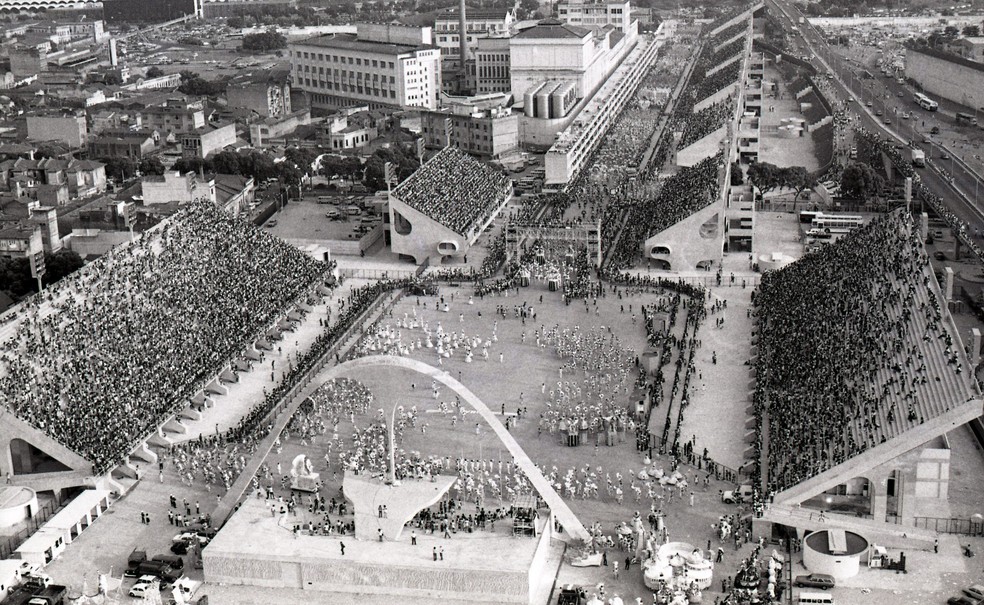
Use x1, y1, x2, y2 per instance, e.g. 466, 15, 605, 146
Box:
340, 542, 345, 556
411, 531, 417, 546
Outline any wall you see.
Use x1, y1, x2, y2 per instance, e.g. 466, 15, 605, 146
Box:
389, 196, 471, 264
905, 47, 984, 107
25, 117, 86, 148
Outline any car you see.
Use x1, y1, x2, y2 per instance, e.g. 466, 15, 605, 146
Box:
902, 112, 910, 119
876, 109, 884, 116
847, 97, 856, 103
931, 126, 941, 134
172, 531, 209, 546
934, 230, 945, 239
170, 541, 190, 555
948, 597, 980, 605
884, 117, 892, 125
794, 573, 836, 589
923, 137, 932, 144
941, 152, 950, 160
129, 582, 157, 598
265, 219, 277, 228
934, 251, 947, 261
866, 101, 874, 107
721, 484, 754, 504
965, 585, 984, 601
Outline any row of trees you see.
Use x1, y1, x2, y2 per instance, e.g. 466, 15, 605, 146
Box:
242, 30, 287, 52
171, 149, 304, 188
178, 71, 227, 97
100, 156, 167, 181
747, 162, 817, 201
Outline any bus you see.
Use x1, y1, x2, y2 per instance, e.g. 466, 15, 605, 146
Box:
812, 213, 864, 232
956, 112, 978, 126
913, 93, 939, 112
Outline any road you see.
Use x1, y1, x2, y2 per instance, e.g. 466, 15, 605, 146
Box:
765, 0, 984, 234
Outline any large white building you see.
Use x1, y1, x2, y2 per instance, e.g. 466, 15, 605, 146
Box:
289, 24, 442, 111
509, 18, 637, 102
557, 0, 633, 33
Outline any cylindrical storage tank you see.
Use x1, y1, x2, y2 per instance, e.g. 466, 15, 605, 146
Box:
802, 529, 868, 580
535, 89, 550, 119
524, 88, 537, 118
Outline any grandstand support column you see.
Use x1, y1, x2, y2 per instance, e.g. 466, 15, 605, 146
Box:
920, 213, 929, 242
971, 328, 981, 368
944, 267, 955, 301
871, 476, 889, 523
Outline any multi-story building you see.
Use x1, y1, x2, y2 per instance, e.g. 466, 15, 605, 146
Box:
25, 115, 87, 148
510, 18, 637, 102
420, 94, 518, 159
88, 130, 159, 160
289, 24, 442, 111
27, 20, 108, 44
226, 69, 292, 118
474, 36, 511, 95
557, 0, 633, 33
249, 109, 312, 147
180, 122, 237, 159
9, 46, 46, 78
433, 6, 515, 63
142, 171, 216, 206
141, 98, 206, 135
0, 222, 41, 259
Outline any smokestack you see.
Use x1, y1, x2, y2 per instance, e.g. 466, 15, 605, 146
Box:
459, 0, 469, 66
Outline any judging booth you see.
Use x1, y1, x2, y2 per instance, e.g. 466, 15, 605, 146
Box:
512, 495, 539, 537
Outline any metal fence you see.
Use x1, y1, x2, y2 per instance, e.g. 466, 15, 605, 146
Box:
912, 517, 984, 536
0, 501, 59, 559
338, 268, 417, 280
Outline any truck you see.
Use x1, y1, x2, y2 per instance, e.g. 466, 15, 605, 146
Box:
126, 548, 148, 576
26, 585, 67, 605
911, 149, 925, 167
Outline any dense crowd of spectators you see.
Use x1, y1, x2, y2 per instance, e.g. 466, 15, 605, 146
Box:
0, 202, 329, 474
752, 211, 965, 493
392, 146, 510, 236
609, 153, 723, 271
695, 60, 743, 102
709, 37, 746, 70
679, 97, 736, 149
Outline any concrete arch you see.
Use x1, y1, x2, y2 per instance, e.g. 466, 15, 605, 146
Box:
320, 355, 590, 541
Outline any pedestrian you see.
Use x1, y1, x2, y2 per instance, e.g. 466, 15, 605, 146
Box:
340, 541, 345, 556
612, 561, 619, 579
378, 528, 384, 542
411, 530, 417, 545
934, 537, 939, 553
439, 546, 444, 561
433, 547, 437, 561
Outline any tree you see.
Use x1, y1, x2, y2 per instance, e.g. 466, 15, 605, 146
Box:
746, 162, 782, 195
139, 156, 166, 176
34, 142, 68, 159
730, 161, 744, 186
943, 25, 961, 39
172, 157, 210, 175
783, 166, 816, 209
43, 250, 83, 285
963, 25, 980, 37
840, 162, 883, 201
101, 156, 136, 181
178, 71, 227, 96
284, 147, 317, 174
145, 66, 165, 79
242, 30, 287, 52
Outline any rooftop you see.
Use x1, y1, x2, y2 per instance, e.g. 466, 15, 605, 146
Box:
294, 32, 434, 55
514, 18, 590, 39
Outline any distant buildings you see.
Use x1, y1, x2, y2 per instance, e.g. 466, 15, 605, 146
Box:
26, 115, 88, 148
88, 130, 159, 160
433, 5, 515, 64
289, 24, 442, 111
180, 122, 237, 159
557, 0, 633, 32
226, 69, 292, 118
141, 98, 207, 135
420, 93, 518, 159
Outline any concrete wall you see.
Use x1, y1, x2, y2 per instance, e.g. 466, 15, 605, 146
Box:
643, 199, 724, 270
389, 197, 472, 264
26, 116, 87, 148
676, 124, 727, 167
905, 47, 984, 107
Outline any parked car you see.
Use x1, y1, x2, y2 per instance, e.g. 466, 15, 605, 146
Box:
965, 585, 984, 601
129, 582, 157, 598
947, 597, 980, 605
721, 484, 754, 504
876, 110, 884, 116
934, 251, 947, 261
794, 573, 835, 589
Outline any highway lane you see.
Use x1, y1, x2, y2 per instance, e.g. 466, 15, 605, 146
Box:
766, 0, 984, 233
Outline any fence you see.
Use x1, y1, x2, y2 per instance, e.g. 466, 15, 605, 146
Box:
912, 517, 984, 536
338, 267, 417, 281
0, 501, 60, 559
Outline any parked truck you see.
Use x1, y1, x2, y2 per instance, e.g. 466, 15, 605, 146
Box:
911, 149, 926, 167
26, 585, 67, 605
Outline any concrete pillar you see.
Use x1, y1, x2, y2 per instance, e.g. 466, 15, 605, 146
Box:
972, 328, 981, 367
871, 477, 888, 522
954, 237, 961, 261
920, 213, 929, 241
944, 267, 954, 301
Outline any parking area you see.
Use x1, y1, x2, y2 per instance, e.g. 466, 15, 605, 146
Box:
264, 194, 383, 243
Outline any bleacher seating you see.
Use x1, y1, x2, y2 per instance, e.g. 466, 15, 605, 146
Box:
392, 146, 510, 236
0, 202, 329, 474
753, 211, 977, 493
